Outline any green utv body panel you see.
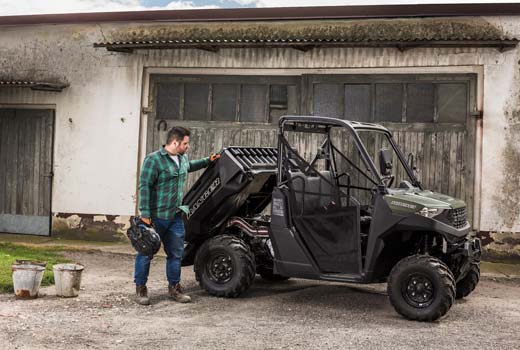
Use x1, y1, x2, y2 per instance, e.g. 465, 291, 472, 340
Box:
384, 190, 466, 215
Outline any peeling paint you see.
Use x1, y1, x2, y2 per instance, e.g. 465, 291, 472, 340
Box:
477, 230, 494, 246
52, 213, 130, 242
0, 24, 108, 85
478, 231, 520, 263
93, 215, 106, 222
493, 131, 520, 230
493, 45, 520, 232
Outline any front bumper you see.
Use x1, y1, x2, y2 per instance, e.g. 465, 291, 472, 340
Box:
463, 237, 482, 262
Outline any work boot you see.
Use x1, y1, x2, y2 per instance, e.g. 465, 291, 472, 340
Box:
168, 283, 192, 303
135, 285, 150, 305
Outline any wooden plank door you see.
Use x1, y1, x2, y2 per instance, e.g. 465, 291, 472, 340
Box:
306, 74, 477, 223
0, 109, 54, 235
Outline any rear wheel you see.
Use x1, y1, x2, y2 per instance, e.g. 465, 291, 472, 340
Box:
387, 255, 455, 322
194, 235, 255, 298
455, 263, 480, 299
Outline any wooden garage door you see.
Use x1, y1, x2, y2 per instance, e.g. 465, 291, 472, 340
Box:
147, 73, 477, 223
306, 74, 477, 222
0, 109, 54, 235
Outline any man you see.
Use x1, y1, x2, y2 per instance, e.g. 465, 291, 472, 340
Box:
135, 126, 220, 305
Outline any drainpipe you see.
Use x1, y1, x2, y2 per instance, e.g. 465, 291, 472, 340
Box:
135, 67, 149, 215
472, 68, 484, 232
473, 113, 483, 231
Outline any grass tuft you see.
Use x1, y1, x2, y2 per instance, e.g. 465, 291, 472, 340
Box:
0, 243, 70, 293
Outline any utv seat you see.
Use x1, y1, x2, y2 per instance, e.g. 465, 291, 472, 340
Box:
288, 170, 339, 215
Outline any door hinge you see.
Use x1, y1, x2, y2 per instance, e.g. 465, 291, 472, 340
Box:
471, 110, 483, 119
42, 171, 54, 178
141, 107, 152, 114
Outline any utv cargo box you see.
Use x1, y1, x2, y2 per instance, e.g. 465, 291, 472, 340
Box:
183, 147, 277, 244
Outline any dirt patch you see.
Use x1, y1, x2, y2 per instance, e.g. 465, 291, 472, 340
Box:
1, 250, 519, 350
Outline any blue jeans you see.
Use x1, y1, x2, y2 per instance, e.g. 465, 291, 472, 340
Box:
134, 215, 185, 286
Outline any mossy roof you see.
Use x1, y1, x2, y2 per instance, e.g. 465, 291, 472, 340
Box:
94, 17, 517, 51
102, 17, 513, 42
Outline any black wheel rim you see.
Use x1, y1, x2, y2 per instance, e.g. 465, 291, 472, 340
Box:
402, 273, 435, 308
207, 252, 234, 284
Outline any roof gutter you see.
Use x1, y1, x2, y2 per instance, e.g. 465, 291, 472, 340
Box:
94, 39, 519, 53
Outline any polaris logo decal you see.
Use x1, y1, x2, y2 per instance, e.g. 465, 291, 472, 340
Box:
390, 200, 417, 210
272, 197, 284, 217
187, 177, 221, 219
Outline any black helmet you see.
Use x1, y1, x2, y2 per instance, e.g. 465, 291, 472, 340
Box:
127, 216, 161, 256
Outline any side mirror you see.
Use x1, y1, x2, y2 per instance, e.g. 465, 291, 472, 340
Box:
379, 148, 393, 176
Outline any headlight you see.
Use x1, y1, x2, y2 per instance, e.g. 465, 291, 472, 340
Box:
418, 207, 444, 218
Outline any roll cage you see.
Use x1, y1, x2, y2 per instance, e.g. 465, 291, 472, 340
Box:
277, 116, 421, 192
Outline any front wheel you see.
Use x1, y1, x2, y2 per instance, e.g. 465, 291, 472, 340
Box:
194, 235, 256, 298
387, 255, 456, 322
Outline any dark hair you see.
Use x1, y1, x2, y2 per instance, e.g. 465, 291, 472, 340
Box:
166, 126, 191, 144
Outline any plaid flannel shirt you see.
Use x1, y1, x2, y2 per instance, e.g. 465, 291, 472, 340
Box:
138, 146, 210, 220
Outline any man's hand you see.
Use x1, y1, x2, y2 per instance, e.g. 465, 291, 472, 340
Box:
209, 153, 221, 162
141, 217, 152, 226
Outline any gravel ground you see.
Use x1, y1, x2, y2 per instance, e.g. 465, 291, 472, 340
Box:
1, 250, 519, 350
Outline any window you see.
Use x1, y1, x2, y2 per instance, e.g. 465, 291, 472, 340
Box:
437, 84, 467, 123
313, 83, 344, 119
345, 84, 371, 122
240, 85, 268, 123
269, 85, 297, 124
212, 84, 237, 121
153, 74, 471, 125
156, 82, 181, 119
184, 83, 209, 121
153, 75, 299, 123
406, 83, 434, 123
310, 75, 472, 124
375, 83, 403, 122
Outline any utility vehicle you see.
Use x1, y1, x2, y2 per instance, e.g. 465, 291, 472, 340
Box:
182, 116, 481, 321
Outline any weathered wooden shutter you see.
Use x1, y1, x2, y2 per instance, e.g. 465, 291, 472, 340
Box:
0, 109, 54, 235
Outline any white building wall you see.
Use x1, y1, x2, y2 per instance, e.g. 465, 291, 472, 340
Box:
0, 18, 519, 236
0, 24, 143, 216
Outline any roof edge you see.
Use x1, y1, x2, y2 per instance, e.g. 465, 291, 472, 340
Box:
94, 40, 519, 54
3, 4, 520, 26
0, 80, 69, 92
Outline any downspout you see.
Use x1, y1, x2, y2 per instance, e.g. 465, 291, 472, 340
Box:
135, 67, 149, 215
473, 115, 483, 230
472, 68, 484, 231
